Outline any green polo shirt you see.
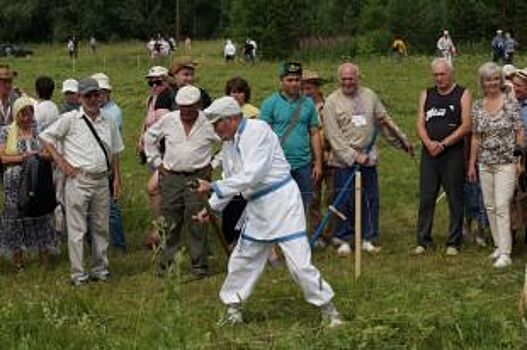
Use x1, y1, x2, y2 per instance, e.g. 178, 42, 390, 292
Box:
260, 92, 320, 170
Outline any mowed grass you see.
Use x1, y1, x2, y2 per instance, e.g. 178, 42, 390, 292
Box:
1, 41, 527, 349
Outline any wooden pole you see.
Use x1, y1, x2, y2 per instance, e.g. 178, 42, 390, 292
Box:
354, 171, 362, 280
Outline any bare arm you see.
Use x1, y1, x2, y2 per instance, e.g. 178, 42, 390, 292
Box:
467, 133, 480, 182
39, 138, 78, 177
112, 154, 121, 199
441, 89, 472, 147
310, 128, 323, 182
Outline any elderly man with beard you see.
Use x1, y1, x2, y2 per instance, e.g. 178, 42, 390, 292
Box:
193, 96, 343, 327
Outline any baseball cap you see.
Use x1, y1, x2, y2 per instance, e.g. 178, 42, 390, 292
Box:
175, 85, 201, 106
91, 73, 111, 90
279, 62, 302, 78
146, 66, 168, 78
204, 96, 242, 124
62, 79, 78, 93
78, 77, 100, 95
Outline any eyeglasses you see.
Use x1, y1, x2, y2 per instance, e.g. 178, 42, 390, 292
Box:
84, 91, 100, 98
148, 80, 164, 87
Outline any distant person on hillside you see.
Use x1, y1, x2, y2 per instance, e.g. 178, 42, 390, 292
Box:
322, 63, 413, 255
415, 58, 471, 256
168, 56, 212, 109
92, 72, 127, 252
224, 39, 236, 63
392, 37, 407, 61
60, 79, 80, 113
184, 36, 192, 53
67, 38, 75, 59
491, 30, 506, 63
137, 66, 176, 249
504, 32, 518, 65
34, 76, 59, 132
243, 39, 256, 63
0, 64, 19, 127
436, 30, 456, 63
89, 36, 97, 54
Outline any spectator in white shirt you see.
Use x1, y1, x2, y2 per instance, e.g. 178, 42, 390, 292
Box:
34, 76, 59, 132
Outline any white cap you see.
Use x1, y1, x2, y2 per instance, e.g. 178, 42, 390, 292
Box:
91, 72, 112, 90
503, 64, 517, 78
497, 29, 503, 34
146, 66, 168, 78
175, 85, 201, 106
443, 30, 449, 35
62, 79, 78, 93
204, 96, 242, 123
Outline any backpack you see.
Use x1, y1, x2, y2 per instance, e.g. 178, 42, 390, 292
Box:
18, 154, 57, 217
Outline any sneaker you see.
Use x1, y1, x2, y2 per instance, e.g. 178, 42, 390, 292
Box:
475, 236, 487, 247
493, 255, 512, 268
337, 242, 352, 257
313, 239, 327, 249
320, 303, 344, 328
488, 248, 500, 260
71, 274, 90, 287
330, 237, 346, 248
362, 241, 381, 254
90, 271, 110, 282
218, 304, 243, 326
445, 247, 459, 256
413, 245, 426, 255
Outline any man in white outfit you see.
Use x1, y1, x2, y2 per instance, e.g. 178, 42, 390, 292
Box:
193, 96, 343, 327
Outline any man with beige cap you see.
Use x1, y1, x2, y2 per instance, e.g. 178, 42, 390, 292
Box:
143, 85, 218, 278
40, 77, 124, 286
514, 68, 527, 134
0, 64, 19, 126
193, 96, 343, 327
59, 78, 80, 113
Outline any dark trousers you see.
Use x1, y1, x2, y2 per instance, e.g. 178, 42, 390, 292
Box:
333, 165, 380, 243
291, 163, 314, 210
222, 195, 247, 245
417, 147, 465, 247
159, 168, 209, 273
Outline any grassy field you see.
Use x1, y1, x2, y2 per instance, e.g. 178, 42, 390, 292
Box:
1, 41, 527, 349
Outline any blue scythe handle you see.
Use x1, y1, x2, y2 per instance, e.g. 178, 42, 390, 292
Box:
310, 127, 380, 247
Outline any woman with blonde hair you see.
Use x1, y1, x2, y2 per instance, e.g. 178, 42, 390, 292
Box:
468, 62, 524, 268
0, 97, 57, 270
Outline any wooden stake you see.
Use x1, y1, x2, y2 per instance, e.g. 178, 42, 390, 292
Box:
354, 171, 362, 280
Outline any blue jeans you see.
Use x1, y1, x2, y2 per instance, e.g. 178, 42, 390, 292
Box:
333, 166, 379, 243
109, 199, 126, 249
291, 163, 314, 210
87, 199, 126, 249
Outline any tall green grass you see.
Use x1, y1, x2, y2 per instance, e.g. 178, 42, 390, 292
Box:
0, 41, 526, 349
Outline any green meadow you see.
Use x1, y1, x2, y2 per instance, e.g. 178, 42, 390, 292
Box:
0, 41, 526, 349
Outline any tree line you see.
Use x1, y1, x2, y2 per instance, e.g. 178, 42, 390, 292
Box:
1, 0, 526, 59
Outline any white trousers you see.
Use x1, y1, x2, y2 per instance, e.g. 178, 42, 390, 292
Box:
219, 236, 334, 307
479, 163, 516, 256
65, 174, 110, 280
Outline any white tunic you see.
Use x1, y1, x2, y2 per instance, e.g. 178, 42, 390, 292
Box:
209, 119, 305, 242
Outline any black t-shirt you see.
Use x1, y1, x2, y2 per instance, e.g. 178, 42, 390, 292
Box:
424, 84, 465, 147
154, 87, 176, 111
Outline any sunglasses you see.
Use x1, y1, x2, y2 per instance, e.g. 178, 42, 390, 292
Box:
148, 80, 164, 87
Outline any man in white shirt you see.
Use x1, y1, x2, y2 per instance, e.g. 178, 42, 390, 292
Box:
193, 96, 343, 327
144, 85, 219, 278
40, 77, 124, 286
224, 39, 236, 62
34, 76, 59, 132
